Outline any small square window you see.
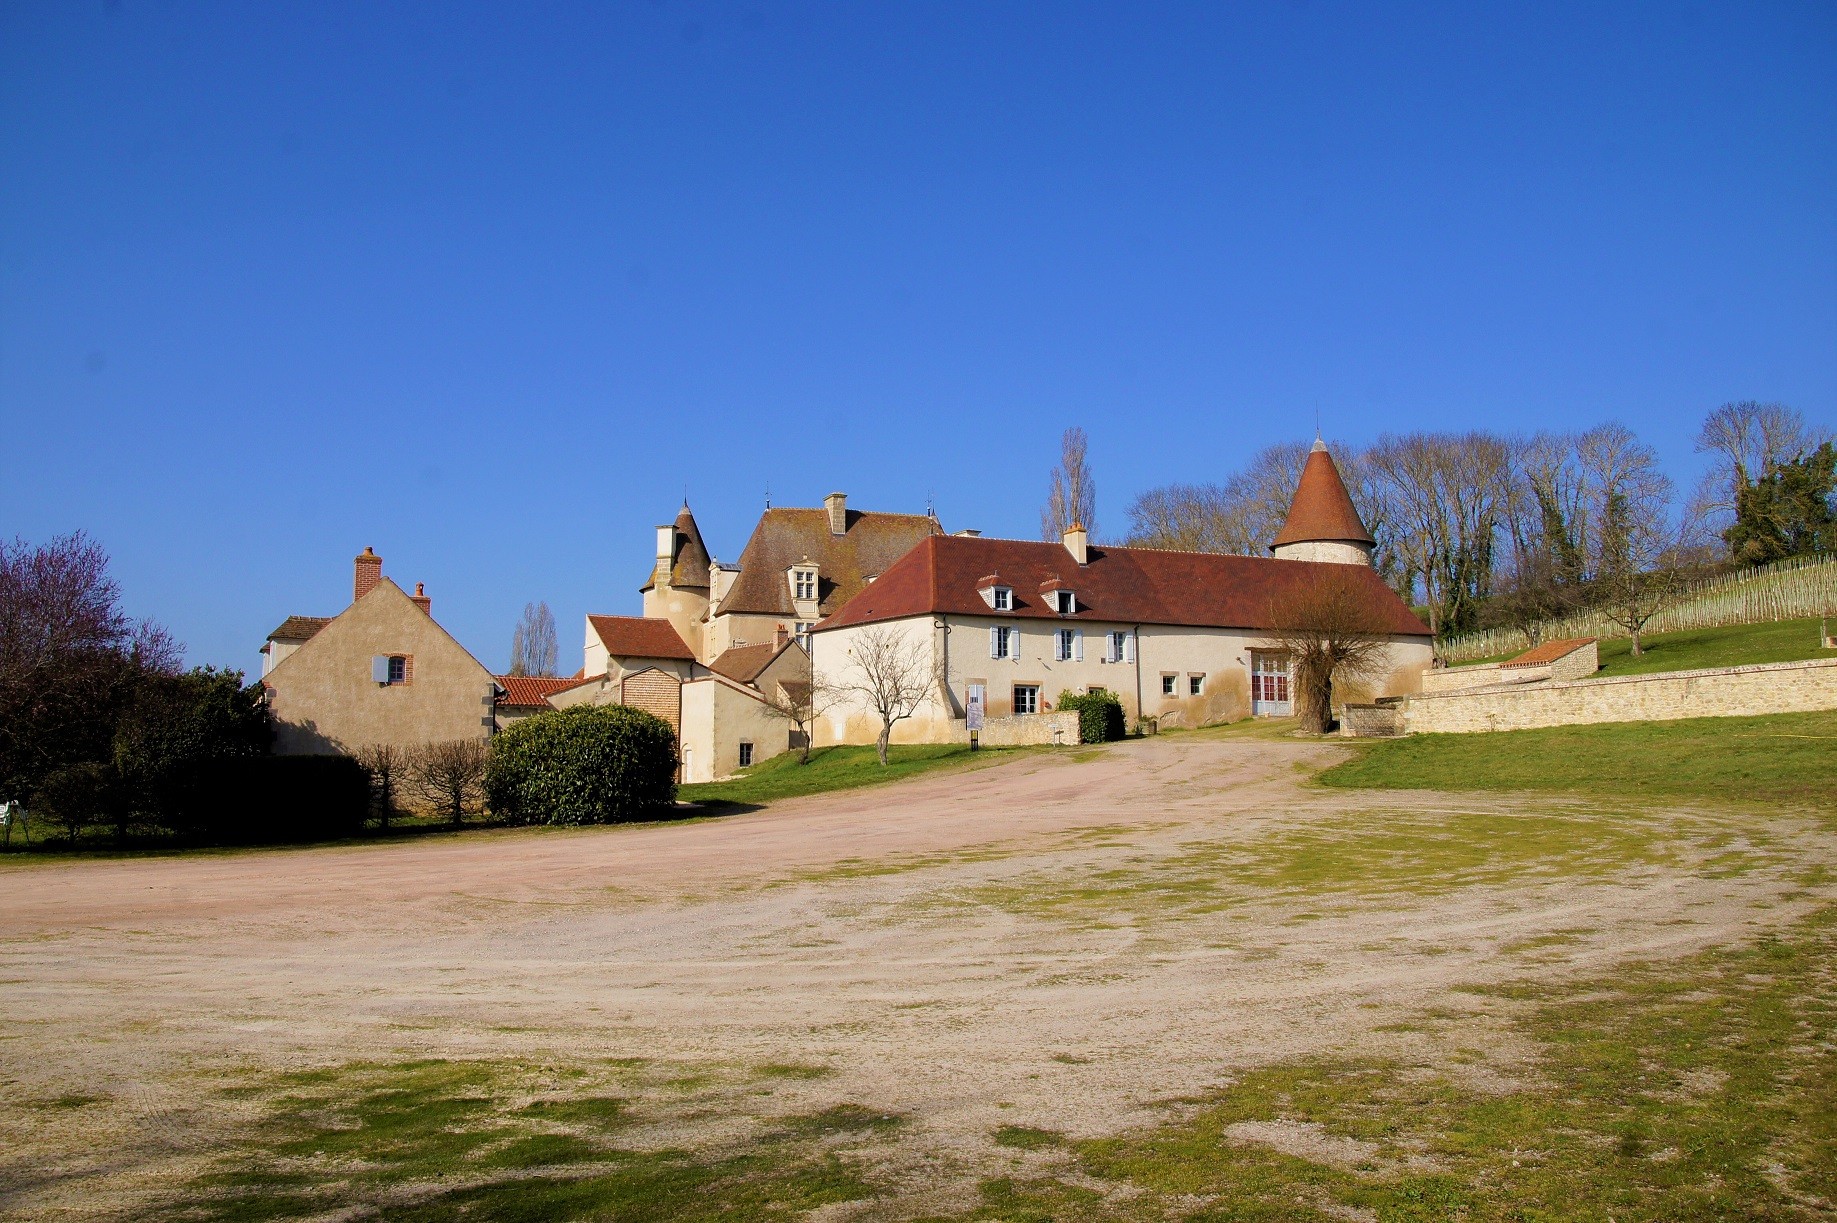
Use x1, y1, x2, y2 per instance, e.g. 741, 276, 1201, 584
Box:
992, 587, 1012, 611
1161, 674, 1176, 696
1189, 674, 1205, 696
1013, 684, 1039, 715
388, 655, 407, 685
738, 741, 754, 768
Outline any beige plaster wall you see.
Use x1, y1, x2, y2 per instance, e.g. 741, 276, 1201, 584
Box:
265, 581, 498, 755
1270, 541, 1372, 565
811, 614, 1434, 747
1399, 657, 1837, 734
680, 677, 794, 783
640, 583, 709, 660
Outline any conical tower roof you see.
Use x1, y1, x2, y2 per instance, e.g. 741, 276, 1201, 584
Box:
668, 503, 712, 588
1271, 441, 1375, 549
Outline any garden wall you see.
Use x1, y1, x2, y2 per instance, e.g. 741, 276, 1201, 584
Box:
977, 711, 1082, 747
1399, 656, 1837, 735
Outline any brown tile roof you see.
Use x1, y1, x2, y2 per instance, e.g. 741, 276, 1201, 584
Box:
586, 615, 696, 660
709, 641, 787, 684
718, 506, 942, 618
1503, 637, 1596, 667
267, 615, 332, 641
817, 535, 1431, 637
494, 675, 587, 708
1271, 442, 1375, 548
641, 504, 712, 592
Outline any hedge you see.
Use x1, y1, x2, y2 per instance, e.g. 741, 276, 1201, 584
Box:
485, 705, 678, 825
173, 756, 370, 845
1055, 690, 1126, 743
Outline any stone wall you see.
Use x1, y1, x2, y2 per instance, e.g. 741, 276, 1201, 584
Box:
977, 711, 1082, 747
1339, 704, 1403, 737
1399, 656, 1837, 735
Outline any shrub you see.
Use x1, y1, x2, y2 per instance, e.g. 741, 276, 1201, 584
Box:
485, 705, 678, 825
32, 762, 120, 842
1055, 690, 1126, 743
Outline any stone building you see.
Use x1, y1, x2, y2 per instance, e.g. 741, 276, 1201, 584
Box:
810, 442, 1434, 745
261, 549, 500, 755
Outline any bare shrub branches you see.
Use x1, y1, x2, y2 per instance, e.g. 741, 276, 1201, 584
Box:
406, 739, 487, 826
1264, 567, 1397, 735
840, 625, 936, 766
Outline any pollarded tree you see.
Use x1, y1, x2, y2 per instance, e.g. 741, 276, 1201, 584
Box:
840, 624, 936, 766
407, 739, 488, 826
1265, 566, 1396, 735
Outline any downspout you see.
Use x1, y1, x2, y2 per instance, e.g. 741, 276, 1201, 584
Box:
1133, 623, 1143, 732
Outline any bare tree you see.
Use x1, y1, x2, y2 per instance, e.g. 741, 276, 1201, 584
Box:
355, 743, 405, 830
1124, 483, 1255, 555
509, 601, 559, 677
1364, 433, 1513, 637
1264, 567, 1396, 735
1696, 402, 1824, 511
762, 671, 840, 765
839, 625, 936, 766
407, 739, 488, 826
1042, 426, 1098, 541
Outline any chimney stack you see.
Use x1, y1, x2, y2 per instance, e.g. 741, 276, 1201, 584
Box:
824, 491, 847, 536
774, 624, 788, 651
411, 581, 431, 616
353, 547, 382, 603
1062, 522, 1089, 566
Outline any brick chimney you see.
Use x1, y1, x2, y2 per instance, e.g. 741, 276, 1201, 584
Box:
1062, 522, 1089, 566
410, 581, 431, 616
774, 624, 789, 651
353, 547, 382, 602
824, 491, 847, 536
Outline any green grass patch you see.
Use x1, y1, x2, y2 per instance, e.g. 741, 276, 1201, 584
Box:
993, 1125, 1067, 1150
155, 1059, 904, 1222
679, 743, 1036, 807
934, 804, 1687, 927
1320, 708, 1837, 810
948, 907, 1837, 1221
1463, 616, 1832, 675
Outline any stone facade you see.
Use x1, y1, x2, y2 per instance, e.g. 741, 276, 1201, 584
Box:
977, 710, 1081, 747
1398, 657, 1837, 735
1339, 704, 1403, 737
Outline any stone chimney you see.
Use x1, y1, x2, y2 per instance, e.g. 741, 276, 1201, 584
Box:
824, 491, 847, 536
354, 547, 382, 603
1062, 522, 1089, 566
410, 581, 431, 616
654, 524, 676, 583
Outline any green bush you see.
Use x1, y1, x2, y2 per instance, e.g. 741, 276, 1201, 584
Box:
485, 705, 678, 825
1055, 690, 1126, 743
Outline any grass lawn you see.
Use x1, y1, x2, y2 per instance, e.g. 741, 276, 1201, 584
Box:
1317, 708, 1837, 810
1463, 616, 1832, 675
678, 742, 1033, 807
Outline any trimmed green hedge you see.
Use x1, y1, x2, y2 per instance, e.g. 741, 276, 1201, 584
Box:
1056, 690, 1126, 743
486, 705, 678, 825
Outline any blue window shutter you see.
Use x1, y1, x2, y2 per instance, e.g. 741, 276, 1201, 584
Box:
990, 627, 1000, 659
372, 655, 389, 683
1073, 629, 1083, 662
1124, 631, 1136, 664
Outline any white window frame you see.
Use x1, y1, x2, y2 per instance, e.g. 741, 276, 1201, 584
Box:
1189, 673, 1205, 696
1161, 673, 1177, 696
991, 586, 1012, 611
990, 625, 1020, 660
793, 568, 817, 601
1013, 684, 1040, 715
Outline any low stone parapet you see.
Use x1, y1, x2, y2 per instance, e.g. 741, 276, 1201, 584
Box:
977, 711, 1082, 747
1339, 704, 1403, 737
1399, 656, 1837, 735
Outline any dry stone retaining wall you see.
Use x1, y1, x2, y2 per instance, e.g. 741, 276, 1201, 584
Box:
1400, 657, 1837, 735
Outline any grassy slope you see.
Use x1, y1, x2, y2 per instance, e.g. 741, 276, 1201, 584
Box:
1464, 616, 1831, 675
678, 742, 1032, 807
1318, 708, 1837, 809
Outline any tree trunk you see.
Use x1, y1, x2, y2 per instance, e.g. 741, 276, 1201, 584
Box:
876, 725, 891, 767
1629, 625, 1643, 656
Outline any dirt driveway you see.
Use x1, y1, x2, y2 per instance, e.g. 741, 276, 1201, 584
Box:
2, 734, 1830, 1219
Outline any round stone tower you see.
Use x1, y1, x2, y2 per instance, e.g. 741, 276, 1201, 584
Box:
1269, 440, 1375, 566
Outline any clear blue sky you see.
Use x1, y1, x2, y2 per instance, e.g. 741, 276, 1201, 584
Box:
3, 2, 1833, 673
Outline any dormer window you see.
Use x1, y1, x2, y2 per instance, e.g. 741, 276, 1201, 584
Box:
1051, 590, 1076, 614
991, 586, 1012, 611
792, 567, 818, 601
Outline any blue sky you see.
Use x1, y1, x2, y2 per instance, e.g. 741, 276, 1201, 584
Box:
3, 1, 1833, 673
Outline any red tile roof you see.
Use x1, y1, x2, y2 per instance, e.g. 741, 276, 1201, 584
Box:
586, 615, 696, 660
1503, 637, 1596, 667
1271, 443, 1375, 548
494, 675, 588, 708
816, 535, 1430, 637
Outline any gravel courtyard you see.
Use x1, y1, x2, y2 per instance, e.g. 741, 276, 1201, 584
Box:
3, 732, 1831, 1220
